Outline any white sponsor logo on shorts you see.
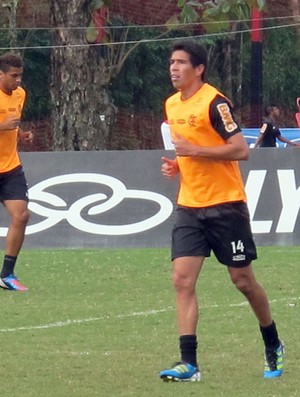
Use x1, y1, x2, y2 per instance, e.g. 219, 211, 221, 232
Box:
232, 254, 246, 261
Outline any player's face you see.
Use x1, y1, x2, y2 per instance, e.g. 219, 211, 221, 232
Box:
273, 107, 280, 118
169, 50, 203, 91
0, 66, 23, 94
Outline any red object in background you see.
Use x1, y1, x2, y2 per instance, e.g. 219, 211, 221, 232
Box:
249, 8, 263, 127
93, 7, 108, 43
251, 8, 263, 43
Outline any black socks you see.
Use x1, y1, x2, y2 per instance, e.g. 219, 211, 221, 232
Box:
180, 334, 198, 367
260, 321, 280, 350
0, 255, 17, 278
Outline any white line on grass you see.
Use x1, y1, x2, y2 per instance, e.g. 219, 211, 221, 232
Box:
0, 308, 172, 333
0, 297, 299, 333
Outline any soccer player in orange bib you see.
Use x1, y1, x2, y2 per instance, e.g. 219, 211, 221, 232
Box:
159, 39, 283, 382
0, 53, 33, 291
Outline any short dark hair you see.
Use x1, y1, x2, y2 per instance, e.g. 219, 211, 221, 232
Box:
171, 39, 207, 78
265, 104, 278, 116
0, 53, 23, 72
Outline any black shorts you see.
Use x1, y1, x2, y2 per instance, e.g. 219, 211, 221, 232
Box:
0, 166, 29, 202
171, 202, 257, 268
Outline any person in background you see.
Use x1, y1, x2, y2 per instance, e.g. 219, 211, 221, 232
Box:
0, 52, 33, 291
159, 39, 284, 382
254, 104, 299, 147
295, 98, 300, 128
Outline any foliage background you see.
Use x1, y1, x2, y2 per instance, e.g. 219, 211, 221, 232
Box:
0, 1, 299, 150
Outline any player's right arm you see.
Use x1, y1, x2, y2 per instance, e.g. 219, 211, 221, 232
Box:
254, 133, 264, 148
172, 96, 249, 161
161, 157, 179, 179
254, 122, 268, 148
0, 115, 20, 131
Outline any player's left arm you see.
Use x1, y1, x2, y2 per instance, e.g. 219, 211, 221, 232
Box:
18, 127, 34, 143
172, 95, 249, 161
277, 135, 300, 146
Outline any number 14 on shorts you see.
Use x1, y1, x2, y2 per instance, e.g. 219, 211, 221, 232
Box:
231, 240, 245, 253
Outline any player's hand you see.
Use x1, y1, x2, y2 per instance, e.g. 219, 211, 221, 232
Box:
172, 133, 196, 156
161, 157, 179, 178
0, 115, 20, 130
18, 129, 34, 143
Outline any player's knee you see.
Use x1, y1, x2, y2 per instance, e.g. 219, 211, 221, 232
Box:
13, 209, 30, 225
231, 274, 253, 296
21, 209, 30, 224
173, 271, 194, 293
173, 271, 183, 290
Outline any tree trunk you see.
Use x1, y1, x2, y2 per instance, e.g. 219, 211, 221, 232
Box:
290, 0, 300, 41
221, 38, 233, 100
233, 32, 243, 122
50, 0, 116, 150
2, 0, 19, 49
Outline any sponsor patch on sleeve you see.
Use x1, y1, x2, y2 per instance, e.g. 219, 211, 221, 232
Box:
260, 123, 268, 134
216, 103, 238, 133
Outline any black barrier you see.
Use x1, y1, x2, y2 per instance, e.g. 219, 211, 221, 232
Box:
0, 149, 299, 248
240, 148, 300, 246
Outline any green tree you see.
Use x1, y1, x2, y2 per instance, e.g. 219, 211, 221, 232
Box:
0, 2, 51, 121
175, 0, 266, 122
49, 0, 173, 150
263, 25, 300, 121
1, 0, 19, 48
109, 22, 174, 149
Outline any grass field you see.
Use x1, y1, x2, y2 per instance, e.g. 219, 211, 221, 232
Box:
1, 246, 300, 397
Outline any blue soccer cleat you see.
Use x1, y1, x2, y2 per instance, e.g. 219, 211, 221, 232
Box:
0, 274, 28, 291
160, 362, 201, 382
263, 342, 284, 378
